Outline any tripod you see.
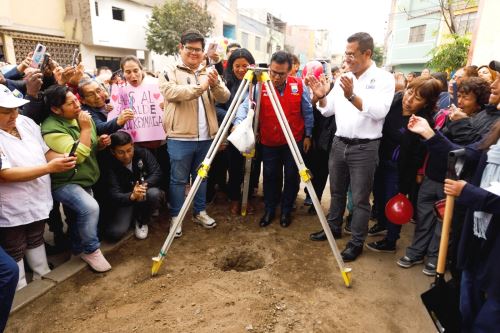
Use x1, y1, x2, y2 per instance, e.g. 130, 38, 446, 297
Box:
151, 67, 352, 287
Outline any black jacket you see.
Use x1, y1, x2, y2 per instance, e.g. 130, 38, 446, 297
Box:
105, 146, 162, 206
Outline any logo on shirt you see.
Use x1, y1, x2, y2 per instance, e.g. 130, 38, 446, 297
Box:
366, 78, 376, 89
290, 83, 299, 94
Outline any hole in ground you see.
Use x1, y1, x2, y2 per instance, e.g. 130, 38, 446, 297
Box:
216, 249, 265, 272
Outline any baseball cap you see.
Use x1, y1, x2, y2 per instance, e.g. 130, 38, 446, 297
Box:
489, 60, 500, 72
0, 84, 29, 108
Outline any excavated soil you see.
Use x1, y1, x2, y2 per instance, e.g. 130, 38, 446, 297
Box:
7, 193, 436, 333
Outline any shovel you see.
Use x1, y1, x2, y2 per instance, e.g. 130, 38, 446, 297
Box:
421, 149, 465, 333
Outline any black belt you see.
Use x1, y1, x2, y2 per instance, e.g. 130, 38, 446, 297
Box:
336, 136, 380, 145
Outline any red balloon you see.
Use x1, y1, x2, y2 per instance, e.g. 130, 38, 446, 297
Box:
385, 193, 414, 225
302, 60, 323, 79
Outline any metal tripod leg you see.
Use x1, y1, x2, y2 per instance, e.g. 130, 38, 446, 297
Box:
262, 76, 352, 287
151, 71, 255, 276
241, 81, 262, 216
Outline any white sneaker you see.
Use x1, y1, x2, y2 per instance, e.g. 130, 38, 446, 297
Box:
170, 217, 182, 238
135, 222, 149, 240
81, 249, 112, 272
193, 211, 216, 229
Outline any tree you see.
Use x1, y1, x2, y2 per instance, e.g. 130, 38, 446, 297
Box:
426, 34, 471, 73
146, 0, 214, 56
372, 46, 384, 67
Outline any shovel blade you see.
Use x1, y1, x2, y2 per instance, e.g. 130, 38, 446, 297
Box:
421, 280, 461, 333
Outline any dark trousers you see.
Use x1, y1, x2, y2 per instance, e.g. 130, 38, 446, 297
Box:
327, 137, 379, 246
0, 246, 18, 332
373, 160, 402, 243
262, 142, 302, 215
104, 187, 162, 241
405, 177, 444, 263
460, 269, 500, 332
304, 146, 330, 201
0, 220, 46, 262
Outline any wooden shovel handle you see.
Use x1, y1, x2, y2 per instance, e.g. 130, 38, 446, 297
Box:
436, 195, 455, 274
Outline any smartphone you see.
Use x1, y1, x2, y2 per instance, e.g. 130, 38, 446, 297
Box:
39, 54, 50, 73
71, 48, 80, 67
31, 43, 47, 68
69, 140, 80, 157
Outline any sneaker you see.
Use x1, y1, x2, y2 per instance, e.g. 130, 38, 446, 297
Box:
304, 195, 313, 206
397, 255, 424, 268
193, 211, 217, 229
81, 249, 112, 272
365, 238, 396, 253
422, 262, 437, 276
135, 222, 148, 240
368, 223, 387, 237
170, 217, 182, 238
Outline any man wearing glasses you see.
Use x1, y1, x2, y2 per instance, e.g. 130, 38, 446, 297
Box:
308, 32, 395, 262
159, 29, 229, 238
234, 51, 314, 228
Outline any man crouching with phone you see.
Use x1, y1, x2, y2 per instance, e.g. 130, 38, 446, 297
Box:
102, 131, 162, 240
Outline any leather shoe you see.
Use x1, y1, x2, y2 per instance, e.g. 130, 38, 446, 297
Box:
280, 213, 292, 227
309, 228, 342, 241
259, 212, 275, 227
341, 242, 363, 262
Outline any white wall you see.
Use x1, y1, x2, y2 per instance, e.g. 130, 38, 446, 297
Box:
90, 0, 150, 50
470, 0, 500, 66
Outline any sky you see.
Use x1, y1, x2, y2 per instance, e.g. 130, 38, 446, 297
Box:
238, 0, 393, 53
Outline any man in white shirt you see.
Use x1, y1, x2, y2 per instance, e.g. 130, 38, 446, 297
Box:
308, 32, 395, 262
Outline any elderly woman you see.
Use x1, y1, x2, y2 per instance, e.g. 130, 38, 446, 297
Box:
0, 84, 76, 289
41, 84, 111, 272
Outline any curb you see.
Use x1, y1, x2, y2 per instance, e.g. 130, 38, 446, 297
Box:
10, 232, 134, 314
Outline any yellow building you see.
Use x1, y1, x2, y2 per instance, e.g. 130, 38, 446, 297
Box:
0, 0, 79, 65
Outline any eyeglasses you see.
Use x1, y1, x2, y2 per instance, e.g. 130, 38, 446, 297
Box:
270, 69, 288, 78
344, 52, 360, 60
183, 46, 203, 54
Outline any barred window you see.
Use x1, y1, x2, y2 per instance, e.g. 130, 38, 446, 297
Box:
409, 25, 426, 43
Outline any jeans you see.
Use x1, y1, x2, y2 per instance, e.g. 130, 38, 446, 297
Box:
167, 139, 212, 217
373, 160, 401, 243
105, 187, 162, 241
327, 137, 379, 247
0, 246, 18, 332
262, 142, 302, 215
460, 269, 500, 332
405, 177, 444, 263
52, 184, 100, 255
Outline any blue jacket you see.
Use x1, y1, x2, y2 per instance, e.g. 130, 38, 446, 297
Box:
82, 104, 122, 135
427, 131, 500, 299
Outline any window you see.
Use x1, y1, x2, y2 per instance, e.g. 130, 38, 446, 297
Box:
95, 1, 99, 16
255, 36, 261, 51
456, 12, 477, 35
112, 7, 125, 21
408, 25, 426, 43
241, 32, 249, 48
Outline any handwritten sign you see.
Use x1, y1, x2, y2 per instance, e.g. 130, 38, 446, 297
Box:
108, 83, 165, 142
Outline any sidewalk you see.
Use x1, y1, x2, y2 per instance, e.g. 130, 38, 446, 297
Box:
10, 232, 133, 314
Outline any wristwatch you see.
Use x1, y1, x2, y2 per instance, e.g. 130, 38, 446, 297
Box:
348, 93, 356, 102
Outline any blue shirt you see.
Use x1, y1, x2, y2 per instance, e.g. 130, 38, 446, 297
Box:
233, 79, 313, 137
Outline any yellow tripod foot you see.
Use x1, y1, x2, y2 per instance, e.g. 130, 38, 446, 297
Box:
341, 268, 352, 287
151, 256, 164, 276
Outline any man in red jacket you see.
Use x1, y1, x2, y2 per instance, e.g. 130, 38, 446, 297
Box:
234, 51, 313, 227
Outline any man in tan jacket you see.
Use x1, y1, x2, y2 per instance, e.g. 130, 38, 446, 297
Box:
159, 29, 230, 238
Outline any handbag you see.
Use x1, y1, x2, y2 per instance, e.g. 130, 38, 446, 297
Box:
433, 198, 446, 221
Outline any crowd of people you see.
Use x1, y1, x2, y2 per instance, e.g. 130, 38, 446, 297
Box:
0, 28, 499, 332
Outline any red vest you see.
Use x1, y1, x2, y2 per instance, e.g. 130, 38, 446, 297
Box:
259, 76, 304, 146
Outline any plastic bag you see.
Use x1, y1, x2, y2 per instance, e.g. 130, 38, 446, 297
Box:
228, 107, 255, 154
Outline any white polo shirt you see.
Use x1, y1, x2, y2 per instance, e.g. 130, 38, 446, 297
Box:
317, 62, 395, 139
0, 115, 53, 227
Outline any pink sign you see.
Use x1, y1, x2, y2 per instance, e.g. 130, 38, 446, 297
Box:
108, 83, 166, 142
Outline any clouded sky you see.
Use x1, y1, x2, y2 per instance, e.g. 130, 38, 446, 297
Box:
238, 0, 392, 53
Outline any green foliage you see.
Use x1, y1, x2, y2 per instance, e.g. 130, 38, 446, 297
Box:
146, 0, 214, 56
426, 34, 471, 73
372, 46, 384, 67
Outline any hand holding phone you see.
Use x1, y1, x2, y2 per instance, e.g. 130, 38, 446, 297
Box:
71, 48, 80, 67
69, 140, 80, 157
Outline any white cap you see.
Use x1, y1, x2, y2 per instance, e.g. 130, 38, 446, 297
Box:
0, 84, 30, 108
